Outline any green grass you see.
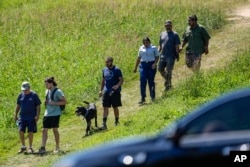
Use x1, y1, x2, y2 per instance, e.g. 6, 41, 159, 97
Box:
0, 0, 249, 166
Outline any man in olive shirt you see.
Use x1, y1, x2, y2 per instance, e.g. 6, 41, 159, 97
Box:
180, 15, 211, 72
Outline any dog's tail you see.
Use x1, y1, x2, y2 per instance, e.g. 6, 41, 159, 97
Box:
83, 101, 89, 105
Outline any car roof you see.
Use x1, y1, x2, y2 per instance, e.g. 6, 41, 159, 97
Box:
161, 87, 250, 137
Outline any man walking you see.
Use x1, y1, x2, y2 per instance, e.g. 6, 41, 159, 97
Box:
181, 15, 211, 72
99, 57, 123, 130
38, 77, 67, 153
158, 20, 181, 91
15, 81, 41, 154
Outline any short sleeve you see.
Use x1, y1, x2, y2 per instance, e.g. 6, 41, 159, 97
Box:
115, 68, 123, 78
16, 93, 22, 105
56, 89, 64, 100
174, 33, 181, 45
201, 26, 211, 41
154, 47, 160, 57
34, 93, 42, 106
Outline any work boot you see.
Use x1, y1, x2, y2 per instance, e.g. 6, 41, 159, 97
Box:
164, 85, 172, 91
115, 121, 119, 126
138, 98, 145, 104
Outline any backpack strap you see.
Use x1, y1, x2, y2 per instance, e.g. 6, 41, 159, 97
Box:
51, 88, 58, 101
46, 88, 58, 101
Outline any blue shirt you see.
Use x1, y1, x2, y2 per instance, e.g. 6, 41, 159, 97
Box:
17, 91, 41, 120
102, 66, 123, 93
138, 44, 159, 62
45, 88, 64, 116
159, 31, 180, 58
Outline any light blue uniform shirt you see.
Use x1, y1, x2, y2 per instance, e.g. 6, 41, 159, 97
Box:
138, 44, 159, 62
45, 88, 64, 117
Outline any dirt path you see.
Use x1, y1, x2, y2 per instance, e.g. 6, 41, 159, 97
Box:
1, 5, 250, 167
122, 5, 250, 111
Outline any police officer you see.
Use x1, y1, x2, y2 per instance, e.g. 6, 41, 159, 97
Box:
134, 37, 160, 104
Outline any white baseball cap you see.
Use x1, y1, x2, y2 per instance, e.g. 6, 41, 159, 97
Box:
21, 81, 30, 90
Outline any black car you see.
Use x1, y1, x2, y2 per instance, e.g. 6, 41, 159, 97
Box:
54, 88, 250, 167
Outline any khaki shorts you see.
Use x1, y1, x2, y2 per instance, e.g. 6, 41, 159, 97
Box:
185, 53, 202, 70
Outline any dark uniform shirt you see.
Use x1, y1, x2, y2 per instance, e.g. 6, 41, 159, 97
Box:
183, 24, 211, 54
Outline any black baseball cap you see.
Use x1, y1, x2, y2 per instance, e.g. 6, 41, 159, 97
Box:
189, 15, 198, 21
165, 20, 172, 25
106, 57, 113, 62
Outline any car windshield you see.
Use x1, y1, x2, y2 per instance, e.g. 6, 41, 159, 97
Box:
184, 96, 250, 135
159, 89, 250, 139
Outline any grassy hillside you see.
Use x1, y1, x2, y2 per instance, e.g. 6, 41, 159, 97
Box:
0, 0, 249, 166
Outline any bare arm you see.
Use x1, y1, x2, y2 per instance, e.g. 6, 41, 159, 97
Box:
175, 44, 181, 61
158, 45, 162, 53
133, 57, 141, 73
14, 105, 20, 121
152, 56, 159, 69
56, 96, 66, 105
35, 105, 41, 121
176, 44, 180, 53
49, 95, 67, 106
180, 41, 186, 52
204, 40, 209, 54
99, 78, 105, 97
112, 76, 123, 90
154, 56, 159, 64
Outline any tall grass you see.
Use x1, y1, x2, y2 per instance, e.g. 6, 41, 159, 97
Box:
167, 49, 250, 112
0, 0, 248, 164
37, 48, 250, 167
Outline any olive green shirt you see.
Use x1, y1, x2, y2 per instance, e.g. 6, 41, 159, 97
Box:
183, 24, 211, 54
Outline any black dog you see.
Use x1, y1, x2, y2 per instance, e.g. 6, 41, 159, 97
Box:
75, 101, 98, 137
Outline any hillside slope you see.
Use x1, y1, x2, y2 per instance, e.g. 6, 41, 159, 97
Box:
1, 4, 250, 167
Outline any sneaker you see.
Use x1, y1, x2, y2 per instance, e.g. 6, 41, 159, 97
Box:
138, 98, 145, 104
99, 124, 107, 130
38, 147, 46, 154
27, 148, 34, 154
17, 147, 27, 154
53, 147, 60, 153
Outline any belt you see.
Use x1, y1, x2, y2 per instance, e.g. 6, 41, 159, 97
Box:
141, 61, 154, 63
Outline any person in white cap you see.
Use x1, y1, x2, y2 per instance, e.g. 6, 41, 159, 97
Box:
14, 81, 41, 154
